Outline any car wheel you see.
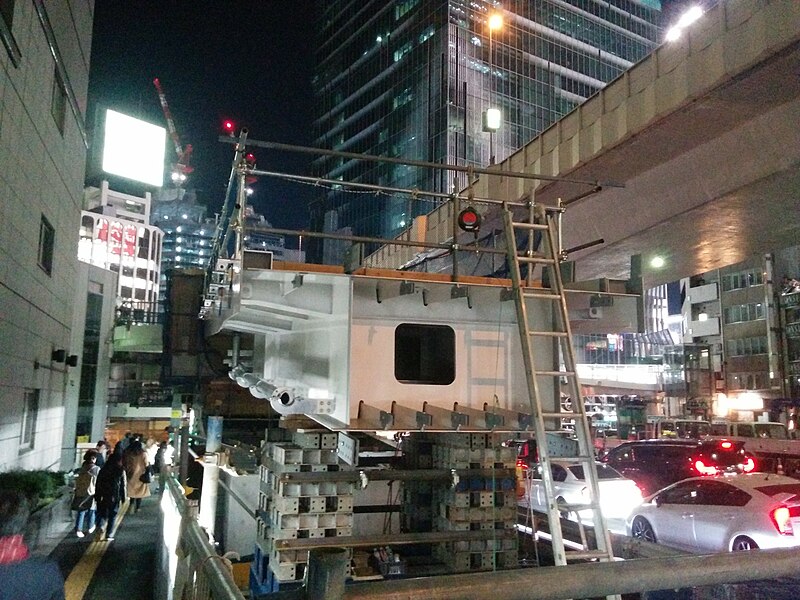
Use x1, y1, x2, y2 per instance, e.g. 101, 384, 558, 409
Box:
731, 536, 758, 551
631, 516, 657, 543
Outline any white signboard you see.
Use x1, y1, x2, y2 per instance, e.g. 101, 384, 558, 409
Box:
102, 109, 166, 187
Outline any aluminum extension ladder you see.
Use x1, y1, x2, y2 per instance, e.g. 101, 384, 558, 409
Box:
503, 203, 620, 598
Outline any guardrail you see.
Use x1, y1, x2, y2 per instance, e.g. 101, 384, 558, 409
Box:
158, 472, 246, 600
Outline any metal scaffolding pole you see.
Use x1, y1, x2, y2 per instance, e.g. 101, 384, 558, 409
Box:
219, 136, 624, 188
342, 547, 800, 600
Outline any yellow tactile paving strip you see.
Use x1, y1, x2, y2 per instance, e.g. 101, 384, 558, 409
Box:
64, 502, 130, 600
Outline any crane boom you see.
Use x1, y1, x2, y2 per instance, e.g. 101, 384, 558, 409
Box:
152, 77, 193, 181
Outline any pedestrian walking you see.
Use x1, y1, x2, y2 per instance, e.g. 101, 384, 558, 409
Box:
153, 441, 168, 493
144, 437, 158, 467
0, 489, 65, 600
94, 450, 127, 541
94, 440, 109, 468
123, 440, 151, 513
71, 450, 100, 538
117, 431, 133, 454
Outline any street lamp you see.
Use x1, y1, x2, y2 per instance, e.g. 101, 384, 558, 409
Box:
484, 13, 503, 165
664, 5, 703, 42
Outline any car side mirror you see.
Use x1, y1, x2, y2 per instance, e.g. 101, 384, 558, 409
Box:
654, 494, 662, 507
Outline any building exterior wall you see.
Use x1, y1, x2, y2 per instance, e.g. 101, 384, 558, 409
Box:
0, 1, 94, 471
311, 0, 661, 261
680, 249, 800, 418
62, 262, 117, 470
79, 183, 163, 306
78, 209, 163, 305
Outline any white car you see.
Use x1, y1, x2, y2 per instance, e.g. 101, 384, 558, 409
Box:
627, 472, 800, 553
522, 459, 643, 533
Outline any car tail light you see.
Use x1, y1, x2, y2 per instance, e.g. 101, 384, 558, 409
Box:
770, 506, 793, 535
694, 459, 718, 476
742, 456, 756, 473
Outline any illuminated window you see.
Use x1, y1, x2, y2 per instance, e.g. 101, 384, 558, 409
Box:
393, 40, 413, 62
394, 0, 418, 21
395, 323, 455, 385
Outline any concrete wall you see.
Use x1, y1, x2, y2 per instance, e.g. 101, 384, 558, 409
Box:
62, 262, 117, 469
0, 1, 94, 471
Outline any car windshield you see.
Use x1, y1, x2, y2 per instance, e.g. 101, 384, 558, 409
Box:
676, 421, 711, 438
567, 464, 623, 480
753, 423, 789, 439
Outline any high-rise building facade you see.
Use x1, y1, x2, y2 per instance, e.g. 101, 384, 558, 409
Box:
151, 188, 216, 295
311, 0, 663, 262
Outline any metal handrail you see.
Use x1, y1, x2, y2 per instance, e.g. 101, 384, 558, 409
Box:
163, 473, 245, 600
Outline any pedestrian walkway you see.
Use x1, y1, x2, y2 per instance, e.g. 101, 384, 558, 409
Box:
46, 496, 160, 600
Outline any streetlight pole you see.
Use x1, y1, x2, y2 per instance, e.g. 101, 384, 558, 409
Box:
489, 25, 494, 164
486, 13, 503, 165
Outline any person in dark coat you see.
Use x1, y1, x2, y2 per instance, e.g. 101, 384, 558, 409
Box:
0, 489, 64, 600
94, 450, 127, 541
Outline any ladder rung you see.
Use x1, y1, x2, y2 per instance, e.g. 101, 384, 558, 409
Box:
558, 501, 600, 512
518, 255, 556, 265
528, 330, 568, 337
536, 370, 575, 377
511, 221, 549, 231
565, 549, 614, 562
539, 452, 596, 462
550, 411, 575, 417
541, 411, 573, 419
523, 291, 561, 300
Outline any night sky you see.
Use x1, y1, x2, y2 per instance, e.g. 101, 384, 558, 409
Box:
87, 1, 318, 233
88, 1, 689, 236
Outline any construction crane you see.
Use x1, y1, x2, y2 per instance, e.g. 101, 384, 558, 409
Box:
152, 77, 194, 185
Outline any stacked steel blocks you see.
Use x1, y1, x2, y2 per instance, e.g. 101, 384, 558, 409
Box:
254, 430, 354, 590
403, 433, 519, 572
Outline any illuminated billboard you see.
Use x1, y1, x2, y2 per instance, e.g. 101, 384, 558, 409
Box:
101, 109, 166, 187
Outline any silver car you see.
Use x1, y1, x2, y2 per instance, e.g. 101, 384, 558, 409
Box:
627, 472, 800, 552
521, 459, 643, 533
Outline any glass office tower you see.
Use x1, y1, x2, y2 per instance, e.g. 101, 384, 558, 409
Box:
310, 0, 662, 263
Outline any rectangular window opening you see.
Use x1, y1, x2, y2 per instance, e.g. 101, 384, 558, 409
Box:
38, 214, 55, 275
20, 389, 39, 451
0, 0, 21, 66
395, 323, 455, 385
51, 65, 67, 134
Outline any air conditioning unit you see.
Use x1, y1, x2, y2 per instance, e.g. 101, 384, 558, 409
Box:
588, 306, 603, 319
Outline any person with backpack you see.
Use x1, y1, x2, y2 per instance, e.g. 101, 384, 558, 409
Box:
71, 450, 100, 538
94, 449, 127, 541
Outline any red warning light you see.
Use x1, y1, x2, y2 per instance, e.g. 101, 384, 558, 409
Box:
223, 120, 235, 134
457, 207, 481, 233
